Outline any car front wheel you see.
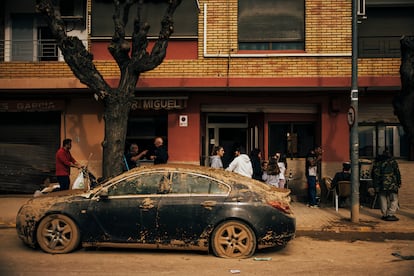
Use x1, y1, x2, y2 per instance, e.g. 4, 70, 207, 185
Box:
36, 214, 80, 254
211, 220, 256, 258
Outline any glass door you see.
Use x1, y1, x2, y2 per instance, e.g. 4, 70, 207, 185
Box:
205, 114, 248, 168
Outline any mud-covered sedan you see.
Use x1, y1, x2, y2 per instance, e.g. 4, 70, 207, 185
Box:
16, 164, 295, 258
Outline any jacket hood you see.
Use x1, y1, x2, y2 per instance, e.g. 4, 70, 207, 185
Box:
239, 154, 251, 163
210, 155, 220, 161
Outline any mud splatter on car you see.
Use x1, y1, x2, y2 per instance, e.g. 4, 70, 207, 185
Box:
16, 164, 295, 258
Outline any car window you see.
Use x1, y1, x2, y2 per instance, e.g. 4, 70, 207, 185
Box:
107, 172, 168, 196
171, 172, 229, 195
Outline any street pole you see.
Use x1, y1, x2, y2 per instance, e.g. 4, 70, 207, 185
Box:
350, 0, 360, 223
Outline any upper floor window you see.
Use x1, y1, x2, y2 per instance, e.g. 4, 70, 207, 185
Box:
358, 5, 414, 58
238, 0, 305, 51
3, 0, 87, 62
91, 0, 198, 38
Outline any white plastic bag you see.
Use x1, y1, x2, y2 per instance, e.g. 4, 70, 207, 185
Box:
72, 170, 85, 189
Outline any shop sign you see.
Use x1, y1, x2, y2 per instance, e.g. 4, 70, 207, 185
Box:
0, 100, 65, 112
132, 97, 187, 110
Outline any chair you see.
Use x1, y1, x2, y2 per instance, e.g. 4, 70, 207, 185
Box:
323, 177, 339, 211
337, 181, 351, 210
323, 177, 334, 200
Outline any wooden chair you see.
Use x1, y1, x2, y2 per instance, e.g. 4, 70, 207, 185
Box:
337, 181, 351, 210
323, 177, 339, 211
323, 176, 335, 200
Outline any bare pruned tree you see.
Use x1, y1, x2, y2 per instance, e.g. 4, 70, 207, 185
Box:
394, 36, 414, 146
36, 0, 182, 178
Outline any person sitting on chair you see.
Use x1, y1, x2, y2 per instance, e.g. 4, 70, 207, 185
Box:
332, 162, 351, 207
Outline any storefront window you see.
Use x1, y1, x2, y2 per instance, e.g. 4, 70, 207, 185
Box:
125, 114, 168, 155
268, 123, 315, 158
359, 124, 408, 158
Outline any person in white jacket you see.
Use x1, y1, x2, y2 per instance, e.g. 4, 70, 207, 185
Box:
225, 148, 253, 178
276, 152, 287, 189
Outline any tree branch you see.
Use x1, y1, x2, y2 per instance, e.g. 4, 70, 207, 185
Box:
36, 0, 111, 99
132, 0, 182, 73
108, 0, 135, 71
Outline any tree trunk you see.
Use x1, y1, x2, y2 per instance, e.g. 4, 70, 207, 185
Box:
102, 73, 137, 179
394, 36, 414, 145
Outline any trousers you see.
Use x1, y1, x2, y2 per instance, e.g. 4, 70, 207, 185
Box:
379, 191, 399, 216
307, 175, 317, 206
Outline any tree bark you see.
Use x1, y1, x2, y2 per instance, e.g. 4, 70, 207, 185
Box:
36, 0, 182, 179
394, 36, 414, 145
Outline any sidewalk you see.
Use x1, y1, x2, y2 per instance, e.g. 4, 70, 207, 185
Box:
1, 195, 414, 235
293, 200, 414, 234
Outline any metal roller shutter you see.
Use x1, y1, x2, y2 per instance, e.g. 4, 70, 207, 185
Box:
0, 112, 60, 193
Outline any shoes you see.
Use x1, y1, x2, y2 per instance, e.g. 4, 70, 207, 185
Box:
383, 215, 399, 221
309, 205, 319, 208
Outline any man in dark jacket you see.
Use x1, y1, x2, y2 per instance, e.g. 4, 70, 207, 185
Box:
147, 137, 169, 165
372, 150, 402, 221
331, 162, 351, 207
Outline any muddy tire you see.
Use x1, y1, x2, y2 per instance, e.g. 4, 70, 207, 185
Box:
36, 214, 80, 254
211, 220, 256, 258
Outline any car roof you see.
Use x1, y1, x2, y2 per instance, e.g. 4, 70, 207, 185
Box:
105, 164, 291, 204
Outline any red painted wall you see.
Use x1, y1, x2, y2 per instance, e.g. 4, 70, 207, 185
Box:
167, 98, 201, 163
90, 41, 198, 60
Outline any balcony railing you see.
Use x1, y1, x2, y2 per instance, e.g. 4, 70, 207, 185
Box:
0, 39, 59, 62
0, 39, 85, 62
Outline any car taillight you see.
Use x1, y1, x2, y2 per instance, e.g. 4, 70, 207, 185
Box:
268, 201, 292, 214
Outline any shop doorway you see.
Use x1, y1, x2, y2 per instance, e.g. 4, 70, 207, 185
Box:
125, 113, 168, 161
205, 114, 259, 168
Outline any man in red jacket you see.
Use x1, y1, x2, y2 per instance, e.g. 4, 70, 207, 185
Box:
56, 138, 83, 190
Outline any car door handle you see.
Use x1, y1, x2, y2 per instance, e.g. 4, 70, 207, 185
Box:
201, 200, 217, 208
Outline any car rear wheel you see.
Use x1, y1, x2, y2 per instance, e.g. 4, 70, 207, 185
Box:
36, 214, 80, 254
211, 220, 256, 258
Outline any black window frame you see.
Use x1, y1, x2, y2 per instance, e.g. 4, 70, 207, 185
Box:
358, 6, 414, 58
91, 0, 198, 38
238, 0, 305, 51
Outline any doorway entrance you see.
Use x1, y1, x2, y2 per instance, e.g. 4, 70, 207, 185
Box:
205, 114, 250, 168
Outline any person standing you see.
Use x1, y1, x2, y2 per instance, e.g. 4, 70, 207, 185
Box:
306, 147, 322, 208
147, 136, 169, 165
225, 147, 253, 178
125, 143, 148, 170
210, 145, 224, 168
55, 138, 83, 190
372, 150, 402, 221
275, 152, 287, 188
250, 148, 263, 181
262, 157, 280, 187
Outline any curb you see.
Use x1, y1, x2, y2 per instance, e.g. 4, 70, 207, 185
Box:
0, 222, 15, 229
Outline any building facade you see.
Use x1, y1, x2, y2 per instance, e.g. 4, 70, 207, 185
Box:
1, 0, 413, 195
